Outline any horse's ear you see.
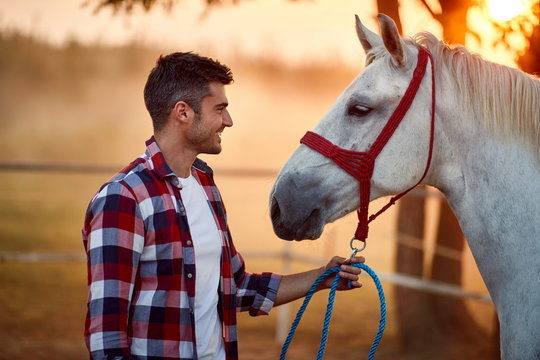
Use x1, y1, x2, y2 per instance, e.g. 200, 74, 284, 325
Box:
377, 14, 405, 67
355, 14, 382, 53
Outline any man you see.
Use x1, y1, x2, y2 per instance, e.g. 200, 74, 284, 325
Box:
83, 52, 364, 360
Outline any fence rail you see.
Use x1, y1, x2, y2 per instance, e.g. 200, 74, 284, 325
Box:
0, 250, 491, 303
0, 162, 278, 178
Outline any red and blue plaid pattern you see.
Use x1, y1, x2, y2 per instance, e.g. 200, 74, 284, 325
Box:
83, 137, 282, 360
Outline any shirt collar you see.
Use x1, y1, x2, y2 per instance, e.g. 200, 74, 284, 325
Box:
145, 136, 176, 180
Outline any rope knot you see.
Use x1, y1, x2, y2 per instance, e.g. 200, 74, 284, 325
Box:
359, 155, 375, 177
328, 144, 339, 159
354, 223, 369, 242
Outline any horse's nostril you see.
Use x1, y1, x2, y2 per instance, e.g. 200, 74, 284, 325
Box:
270, 196, 281, 224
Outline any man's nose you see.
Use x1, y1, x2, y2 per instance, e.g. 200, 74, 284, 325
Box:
223, 109, 233, 127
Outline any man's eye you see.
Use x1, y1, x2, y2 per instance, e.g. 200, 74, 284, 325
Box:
348, 104, 371, 117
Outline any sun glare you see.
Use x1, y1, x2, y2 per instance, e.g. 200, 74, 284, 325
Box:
487, 0, 527, 21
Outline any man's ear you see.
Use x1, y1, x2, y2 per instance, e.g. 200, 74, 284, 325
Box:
172, 101, 193, 124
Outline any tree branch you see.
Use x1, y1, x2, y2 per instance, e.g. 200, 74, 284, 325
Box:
418, 0, 442, 21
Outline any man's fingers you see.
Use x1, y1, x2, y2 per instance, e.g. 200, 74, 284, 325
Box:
350, 256, 365, 263
342, 256, 365, 265
338, 270, 359, 280
334, 256, 366, 290
340, 264, 362, 274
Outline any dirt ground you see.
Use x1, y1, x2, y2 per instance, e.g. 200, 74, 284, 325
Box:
0, 261, 499, 360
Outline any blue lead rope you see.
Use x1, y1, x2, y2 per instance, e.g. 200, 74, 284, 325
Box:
279, 263, 386, 360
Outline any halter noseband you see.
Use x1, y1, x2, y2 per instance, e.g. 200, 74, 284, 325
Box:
300, 47, 435, 246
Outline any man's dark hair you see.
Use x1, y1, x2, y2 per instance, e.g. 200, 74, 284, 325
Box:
144, 52, 233, 132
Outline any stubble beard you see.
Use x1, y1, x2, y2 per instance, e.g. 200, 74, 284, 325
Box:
191, 112, 222, 155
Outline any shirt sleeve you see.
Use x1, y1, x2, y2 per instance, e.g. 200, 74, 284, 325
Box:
231, 249, 282, 316
83, 181, 145, 359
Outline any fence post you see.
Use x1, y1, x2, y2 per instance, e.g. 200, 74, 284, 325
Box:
275, 241, 292, 343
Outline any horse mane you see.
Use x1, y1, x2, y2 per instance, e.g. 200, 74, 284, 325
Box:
414, 32, 540, 162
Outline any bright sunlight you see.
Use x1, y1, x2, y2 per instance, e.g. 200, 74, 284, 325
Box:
487, 0, 527, 21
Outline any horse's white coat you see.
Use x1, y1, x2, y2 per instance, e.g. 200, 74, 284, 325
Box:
270, 14, 540, 359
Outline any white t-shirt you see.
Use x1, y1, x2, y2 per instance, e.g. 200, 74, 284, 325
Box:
177, 174, 226, 360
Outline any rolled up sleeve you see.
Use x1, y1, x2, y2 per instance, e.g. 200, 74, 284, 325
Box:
231, 251, 282, 316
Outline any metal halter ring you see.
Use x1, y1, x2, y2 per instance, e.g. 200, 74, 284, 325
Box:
349, 237, 367, 259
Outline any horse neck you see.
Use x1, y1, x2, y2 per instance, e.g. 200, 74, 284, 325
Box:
439, 125, 540, 253
429, 85, 540, 318
430, 100, 540, 357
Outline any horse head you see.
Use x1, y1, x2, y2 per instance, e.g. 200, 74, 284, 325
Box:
270, 14, 435, 240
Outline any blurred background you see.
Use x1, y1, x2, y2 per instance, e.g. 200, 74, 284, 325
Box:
0, 0, 538, 359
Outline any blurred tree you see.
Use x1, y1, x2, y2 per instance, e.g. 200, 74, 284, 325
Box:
489, 0, 540, 74
420, 0, 473, 44
376, 0, 402, 33
85, 0, 176, 13
420, 0, 540, 74
518, 23, 540, 74
85, 0, 247, 13
519, 22, 540, 74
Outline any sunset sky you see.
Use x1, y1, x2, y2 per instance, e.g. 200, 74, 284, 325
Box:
0, 0, 532, 68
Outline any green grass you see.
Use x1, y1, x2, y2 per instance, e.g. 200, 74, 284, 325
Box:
0, 171, 107, 253
0, 262, 88, 359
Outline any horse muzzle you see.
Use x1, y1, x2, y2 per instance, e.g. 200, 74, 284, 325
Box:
270, 194, 324, 240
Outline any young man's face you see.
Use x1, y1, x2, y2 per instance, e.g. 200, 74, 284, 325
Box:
188, 81, 232, 155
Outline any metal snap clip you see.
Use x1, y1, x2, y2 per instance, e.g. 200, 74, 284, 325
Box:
349, 237, 366, 259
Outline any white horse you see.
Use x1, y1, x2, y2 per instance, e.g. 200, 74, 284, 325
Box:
270, 14, 540, 359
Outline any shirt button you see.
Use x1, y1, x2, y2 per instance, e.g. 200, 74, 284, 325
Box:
180, 207, 185, 212
186, 240, 192, 246
172, 178, 180, 187
187, 273, 193, 279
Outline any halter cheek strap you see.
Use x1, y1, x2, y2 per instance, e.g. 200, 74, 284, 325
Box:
300, 47, 435, 244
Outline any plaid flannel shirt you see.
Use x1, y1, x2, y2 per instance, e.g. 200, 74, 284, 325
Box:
83, 137, 282, 360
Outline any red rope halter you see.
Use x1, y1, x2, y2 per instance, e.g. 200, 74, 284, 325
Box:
300, 47, 435, 244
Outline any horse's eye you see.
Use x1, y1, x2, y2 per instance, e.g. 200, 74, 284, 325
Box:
348, 104, 371, 117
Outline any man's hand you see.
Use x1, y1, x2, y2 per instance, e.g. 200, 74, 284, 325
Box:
274, 255, 365, 306
319, 256, 365, 291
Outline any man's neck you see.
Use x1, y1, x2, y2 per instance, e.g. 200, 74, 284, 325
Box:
154, 132, 196, 178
